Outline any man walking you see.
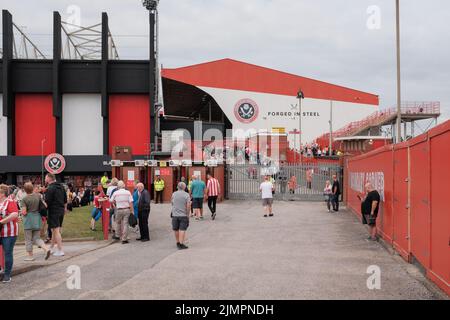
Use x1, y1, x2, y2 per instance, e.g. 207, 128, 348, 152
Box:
44, 174, 67, 257
360, 183, 381, 241
154, 175, 165, 204
171, 182, 191, 250
206, 173, 221, 220
136, 183, 151, 242
190, 175, 206, 221
260, 175, 274, 218
332, 174, 341, 212
110, 181, 134, 244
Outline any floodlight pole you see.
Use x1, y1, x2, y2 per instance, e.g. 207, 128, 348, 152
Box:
329, 100, 333, 156
143, 0, 159, 153
297, 89, 305, 164
395, 0, 402, 143
41, 138, 46, 185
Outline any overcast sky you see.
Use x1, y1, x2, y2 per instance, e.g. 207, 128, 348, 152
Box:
1, 0, 449, 121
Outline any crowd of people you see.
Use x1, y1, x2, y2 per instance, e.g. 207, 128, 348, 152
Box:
292, 142, 344, 158
0, 173, 67, 283
0, 168, 381, 283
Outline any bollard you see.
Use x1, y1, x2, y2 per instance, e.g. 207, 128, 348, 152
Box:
101, 200, 111, 240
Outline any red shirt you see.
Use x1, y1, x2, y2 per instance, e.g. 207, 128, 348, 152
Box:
94, 196, 100, 208
0, 199, 19, 237
207, 178, 220, 197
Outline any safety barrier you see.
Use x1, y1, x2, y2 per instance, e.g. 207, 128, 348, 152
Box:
345, 120, 450, 295
316, 101, 441, 143
101, 200, 111, 240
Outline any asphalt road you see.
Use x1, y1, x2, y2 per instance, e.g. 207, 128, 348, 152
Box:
0, 201, 444, 300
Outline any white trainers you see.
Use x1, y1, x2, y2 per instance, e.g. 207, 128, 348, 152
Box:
52, 251, 65, 257
24, 257, 35, 262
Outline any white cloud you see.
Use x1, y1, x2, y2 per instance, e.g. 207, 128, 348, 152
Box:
1, 0, 448, 119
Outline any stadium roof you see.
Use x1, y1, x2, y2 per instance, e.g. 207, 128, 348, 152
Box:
162, 58, 379, 105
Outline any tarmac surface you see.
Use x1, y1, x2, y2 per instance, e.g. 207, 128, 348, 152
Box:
0, 201, 445, 300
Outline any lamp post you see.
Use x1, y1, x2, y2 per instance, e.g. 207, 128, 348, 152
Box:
142, 0, 160, 152
41, 138, 46, 185
395, 0, 402, 143
329, 100, 333, 156
297, 89, 305, 163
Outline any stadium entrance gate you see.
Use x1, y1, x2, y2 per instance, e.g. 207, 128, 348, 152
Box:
225, 163, 343, 201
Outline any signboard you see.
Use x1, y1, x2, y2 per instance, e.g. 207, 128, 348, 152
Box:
127, 171, 135, 182
193, 171, 202, 178
159, 161, 167, 168
159, 168, 172, 176
44, 153, 66, 175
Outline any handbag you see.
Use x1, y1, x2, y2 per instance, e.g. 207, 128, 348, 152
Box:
128, 213, 138, 228
23, 212, 42, 231
39, 199, 48, 218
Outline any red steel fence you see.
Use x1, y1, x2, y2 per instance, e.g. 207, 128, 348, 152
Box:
345, 120, 450, 296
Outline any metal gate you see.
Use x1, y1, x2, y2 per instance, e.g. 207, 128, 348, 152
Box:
225, 163, 343, 201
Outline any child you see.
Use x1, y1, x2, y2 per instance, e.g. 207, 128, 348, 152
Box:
90, 190, 106, 231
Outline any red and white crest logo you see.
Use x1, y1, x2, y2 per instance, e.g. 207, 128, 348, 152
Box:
44, 153, 66, 175
234, 99, 259, 124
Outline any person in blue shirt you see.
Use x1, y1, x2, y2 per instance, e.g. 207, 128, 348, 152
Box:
189, 175, 206, 220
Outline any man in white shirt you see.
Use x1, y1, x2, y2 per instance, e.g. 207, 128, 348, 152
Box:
260, 175, 275, 218
110, 181, 134, 244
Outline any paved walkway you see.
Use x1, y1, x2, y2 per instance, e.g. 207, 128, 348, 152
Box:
9, 241, 112, 276
0, 201, 445, 300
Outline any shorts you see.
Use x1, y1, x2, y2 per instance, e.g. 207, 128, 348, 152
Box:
262, 198, 273, 206
362, 214, 377, 226
192, 198, 204, 209
91, 207, 102, 221
48, 213, 64, 229
172, 216, 189, 231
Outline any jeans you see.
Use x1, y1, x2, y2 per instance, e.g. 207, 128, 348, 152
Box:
1, 236, 17, 277
332, 194, 340, 211
325, 194, 332, 210
208, 196, 218, 214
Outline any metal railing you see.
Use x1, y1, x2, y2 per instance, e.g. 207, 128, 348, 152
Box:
316, 101, 440, 142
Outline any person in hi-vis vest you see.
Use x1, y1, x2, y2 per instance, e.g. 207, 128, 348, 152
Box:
154, 176, 165, 204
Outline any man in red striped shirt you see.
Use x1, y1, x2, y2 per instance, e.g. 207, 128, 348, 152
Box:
206, 173, 221, 220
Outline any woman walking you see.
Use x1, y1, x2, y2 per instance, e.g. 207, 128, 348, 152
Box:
323, 180, 333, 212
21, 182, 51, 261
0, 184, 20, 283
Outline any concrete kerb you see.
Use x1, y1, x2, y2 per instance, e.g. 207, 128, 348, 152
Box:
15, 237, 96, 246
10, 240, 114, 277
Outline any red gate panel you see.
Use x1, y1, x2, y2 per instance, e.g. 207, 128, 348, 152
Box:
392, 147, 410, 260
109, 95, 150, 155
409, 140, 431, 269
429, 132, 450, 293
15, 94, 55, 156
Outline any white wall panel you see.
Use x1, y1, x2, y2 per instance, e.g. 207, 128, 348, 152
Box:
199, 87, 377, 147
63, 94, 103, 155
0, 95, 7, 156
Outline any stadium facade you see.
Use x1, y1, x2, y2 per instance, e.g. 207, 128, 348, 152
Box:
0, 10, 378, 186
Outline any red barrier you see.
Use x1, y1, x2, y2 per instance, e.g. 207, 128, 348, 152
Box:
345, 120, 450, 296
101, 200, 111, 241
